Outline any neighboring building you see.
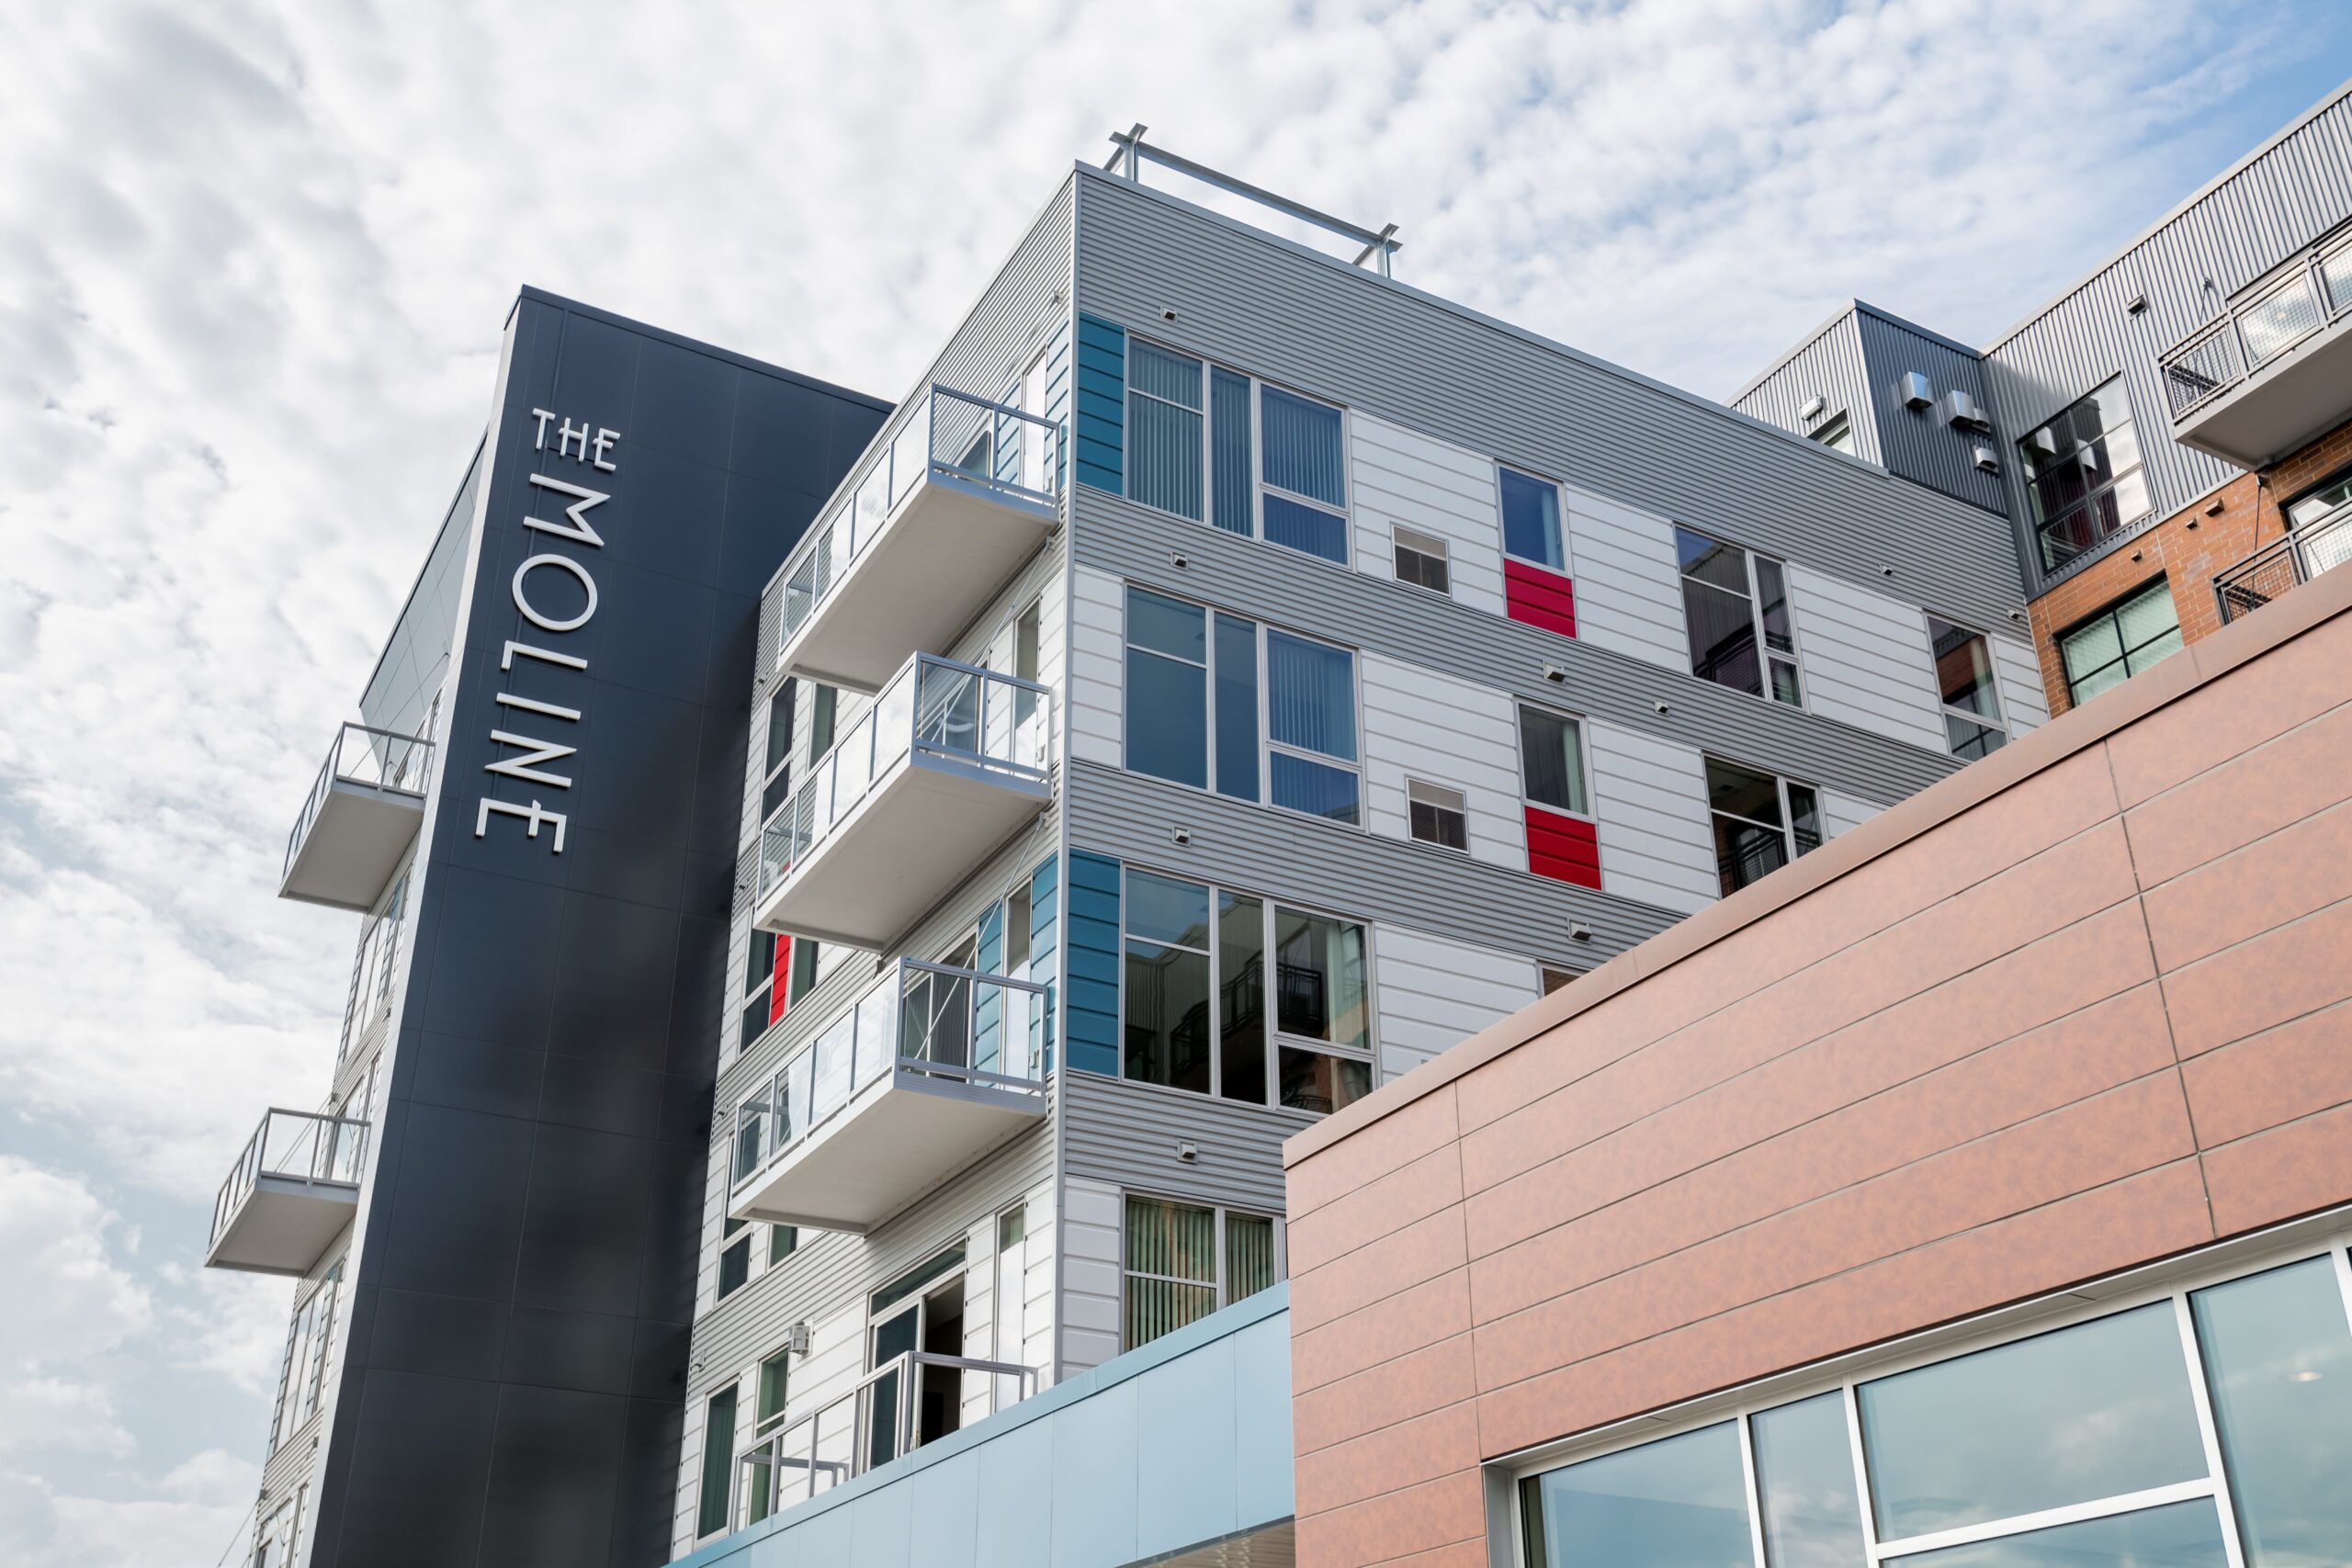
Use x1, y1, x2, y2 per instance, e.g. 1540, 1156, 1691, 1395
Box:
1281, 561, 2352, 1568
213, 130, 2046, 1568
1738, 77, 2352, 722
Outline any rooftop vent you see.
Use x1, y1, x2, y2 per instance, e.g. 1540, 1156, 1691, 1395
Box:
1899, 372, 1934, 411
1943, 389, 1988, 432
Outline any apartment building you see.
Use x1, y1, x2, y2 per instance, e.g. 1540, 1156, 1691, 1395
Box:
1737, 77, 2352, 722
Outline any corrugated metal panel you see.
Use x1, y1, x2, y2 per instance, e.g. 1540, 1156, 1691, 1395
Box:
1561, 484, 1689, 672
1983, 92, 2352, 592
1732, 307, 1883, 466
1786, 563, 1948, 753
1073, 170, 2028, 634
1075, 486, 1955, 807
1585, 719, 1719, 917
1348, 411, 1508, 617
1065, 851, 1120, 1075
1852, 307, 2010, 515
1062, 1070, 1306, 1216
1068, 565, 1124, 768
1359, 650, 1524, 871
1067, 759, 1679, 969
1372, 925, 1541, 1081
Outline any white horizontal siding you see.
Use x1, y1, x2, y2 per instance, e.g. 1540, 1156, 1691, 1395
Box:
1358, 651, 1524, 872
1585, 719, 1718, 915
1373, 925, 1540, 1082
1060, 1176, 1123, 1376
1787, 564, 1947, 752
1348, 412, 1507, 617
1821, 788, 1879, 840
1069, 566, 1124, 768
1562, 486, 1687, 671
1990, 632, 2049, 735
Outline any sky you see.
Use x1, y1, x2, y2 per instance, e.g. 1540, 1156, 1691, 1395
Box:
1, 2, 2346, 1563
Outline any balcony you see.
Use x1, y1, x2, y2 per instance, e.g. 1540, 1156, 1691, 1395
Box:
728, 957, 1047, 1234
754, 655, 1050, 948
775, 384, 1063, 693
730, 1350, 1037, 1531
279, 723, 432, 911
2215, 499, 2352, 625
206, 1109, 367, 1276
2158, 229, 2352, 469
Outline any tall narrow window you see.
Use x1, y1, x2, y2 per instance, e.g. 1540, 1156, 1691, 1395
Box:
1127, 342, 1205, 519
767, 1224, 797, 1267
2059, 579, 2181, 707
2020, 377, 2150, 570
2189, 1257, 2352, 1566
1123, 870, 1214, 1095
753, 1348, 790, 1438
1499, 466, 1566, 571
1209, 367, 1252, 535
1706, 758, 1820, 897
717, 1218, 752, 1301
1927, 615, 2007, 760
1518, 706, 1590, 817
760, 680, 797, 821
741, 928, 779, 1053
1272, 907, 1371, 1113
696, 1387, 738, 1539
1213, 613, 1259, 803
1258, 386, 1348, 562
1265, 630, 1359, 824
1124, 589, 1208, 788
254, 1495, 301, 1568
1678, 527, 1802, 705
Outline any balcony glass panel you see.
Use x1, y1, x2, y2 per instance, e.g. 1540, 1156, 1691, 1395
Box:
2238, 274, 2323, 367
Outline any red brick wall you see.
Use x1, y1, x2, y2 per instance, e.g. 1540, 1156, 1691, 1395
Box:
1283, 570, 2352, 1568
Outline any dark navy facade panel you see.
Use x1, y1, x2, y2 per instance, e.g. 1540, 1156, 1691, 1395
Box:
310, 293, 885, 1568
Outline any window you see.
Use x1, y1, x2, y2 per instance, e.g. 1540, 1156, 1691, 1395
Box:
717, 1218, 751, 1301
760, 681, 797, 821
1809, 412, 1856, 455
1408, 780, 1468, 851
1540, 966, 1577, 996
1518, 706, 1590, 817
1927, 616, 2007, 761
269, 1264, 342, 1454
1122, 1194, 1283, 1351
1677, 527, 1802, 705
2020, 377, 2151, 570
695, 1387, 737, 1539
1706, 758, 1820, 897
753, 1346, 790, 1438
806, 682, 837, 763
1123, 343, 1349, 563
2059, 580, 2182, 707
1394, 527, 1452, 594
1519, 1242, 2352, 1568
339, 873, 407, 1061
1123, 588, 1359, 825
768, 1224, 797, 1268
254, 1492, 302, 1568
1499, 466, 1566, 572
1121, 868, 1372, 1113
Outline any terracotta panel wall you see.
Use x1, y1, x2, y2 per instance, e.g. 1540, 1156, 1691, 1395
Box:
1283, 569, 2352, 1568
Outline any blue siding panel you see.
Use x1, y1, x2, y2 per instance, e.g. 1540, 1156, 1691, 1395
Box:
1028, 855, 1058, 1069
1065, 851, 1122, 1076
1076, 314, 1126, 494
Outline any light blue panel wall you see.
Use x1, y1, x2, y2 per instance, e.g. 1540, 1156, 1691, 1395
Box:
1049, 1377, 1141, 1568
671, 1288, 1294, 1568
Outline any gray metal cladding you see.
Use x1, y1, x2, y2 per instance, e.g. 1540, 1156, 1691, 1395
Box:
1061, 1069, 1302, 1215
1075, 485, 1957, 807
1731, 307, 1882, 465
1066, 759, 1685, 971
1983, 85, 2352, 592
1853, 309, 2010, 516
1071, 168, 2029, 634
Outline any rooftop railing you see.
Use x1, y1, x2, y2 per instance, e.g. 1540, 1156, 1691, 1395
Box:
2214, 500, 2352, 625
776, 385, 1065, 655
756, 655, 1051, 908
2158, 229, 2352, 420
283, 722, 433, 881
730, 956, 1048, 1191
209, 1109, 368, 1253
733, 1349, 1037, 1529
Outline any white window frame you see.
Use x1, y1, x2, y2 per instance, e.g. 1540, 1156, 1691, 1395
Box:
1495, 462, 1572, 578
1808, 411, 1855, 455
1513, 702, 1596, 825
338, 871, 407, 1063
1115, 864, 1377, 1110
1705, 756, 1820, 897
1392, 525, 1453, 596
1677, 526, 1807, 710
1507, 1224, 2352, 1568
1406, 778, 1470, 852
1923, 614, 2009, 760
1119, 1190, 1288, 1353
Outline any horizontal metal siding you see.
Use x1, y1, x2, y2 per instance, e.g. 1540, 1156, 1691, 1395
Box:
1993, 634, 2052, 734
1066, 759, 1678, 970
1348, 412, 1509, 617
1822, 787, 1878, 840
1731, 308, 1883, 465
1561, 485, 1689, 671
1984, 93, 2352, 592
1359, 651, 1525, 871
1786, 563, 1948, 753
1062, 1069, 1305, 1216
1074, 170, 2028, 635
1068, 565, 1124, 768
1374, 926, 1542, 1080
1076, 485, 1954, 807
1584, 719, 1719, 917
1852, 308, 2010, 514
1075, 313, 1126, 493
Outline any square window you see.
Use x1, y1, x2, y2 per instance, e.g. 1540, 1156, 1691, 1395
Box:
1394, 528, 1452, 594
1408, 780, 1469, 851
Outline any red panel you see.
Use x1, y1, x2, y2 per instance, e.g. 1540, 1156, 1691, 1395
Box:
1505, 559, 1577, 638
768, 934, 794, 1025
1525, 807, 1601, 889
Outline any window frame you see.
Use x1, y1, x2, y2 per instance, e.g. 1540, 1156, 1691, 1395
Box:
1393, 525, 1453, 596
1115, 864, 1378, 1112
2057, 578, 2183, 708
1514, 702, 1595, 823
1676, 525, 1806, 709
1923, 614, 2009, 761
1407, 778, 1470, 852
2018, 376, 2153, 572
338, 871, 408, 1063
1496, 462, 1571, 577
1508, 1226, 2352, 1568
1119, 1190, 1288, 1353
1808, 412, 1855, 456
1705, 756, 1822, 897
716, 1216, 752, 1302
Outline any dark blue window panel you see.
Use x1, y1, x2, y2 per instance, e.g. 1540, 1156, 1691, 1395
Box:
1270, 752, 1360, 824
1214, 613, 1259, 802
1261, 493, 1348, 562
1211, 367, 1253, 536
1260, 386, 1345, 504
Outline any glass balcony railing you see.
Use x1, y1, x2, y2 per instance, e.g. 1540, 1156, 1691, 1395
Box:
207, 1109, 368, 1273
2214, 499, 2352, 625
285, 723, 433, 880
776, 384, 1065, 663
756, 655, 1051, 915
733, 1349, 1037, 1530
730, 957, 1049, 1197
2159, 230, 2352, 420
279, 722, 434, 911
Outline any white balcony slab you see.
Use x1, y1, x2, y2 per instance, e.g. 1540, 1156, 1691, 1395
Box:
2175, 311, 2352, 470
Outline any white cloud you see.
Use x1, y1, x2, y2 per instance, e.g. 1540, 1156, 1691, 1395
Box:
0, 1451, 257, 1568
0, 1382, 134, 1460
0, 1160, 153, 1371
